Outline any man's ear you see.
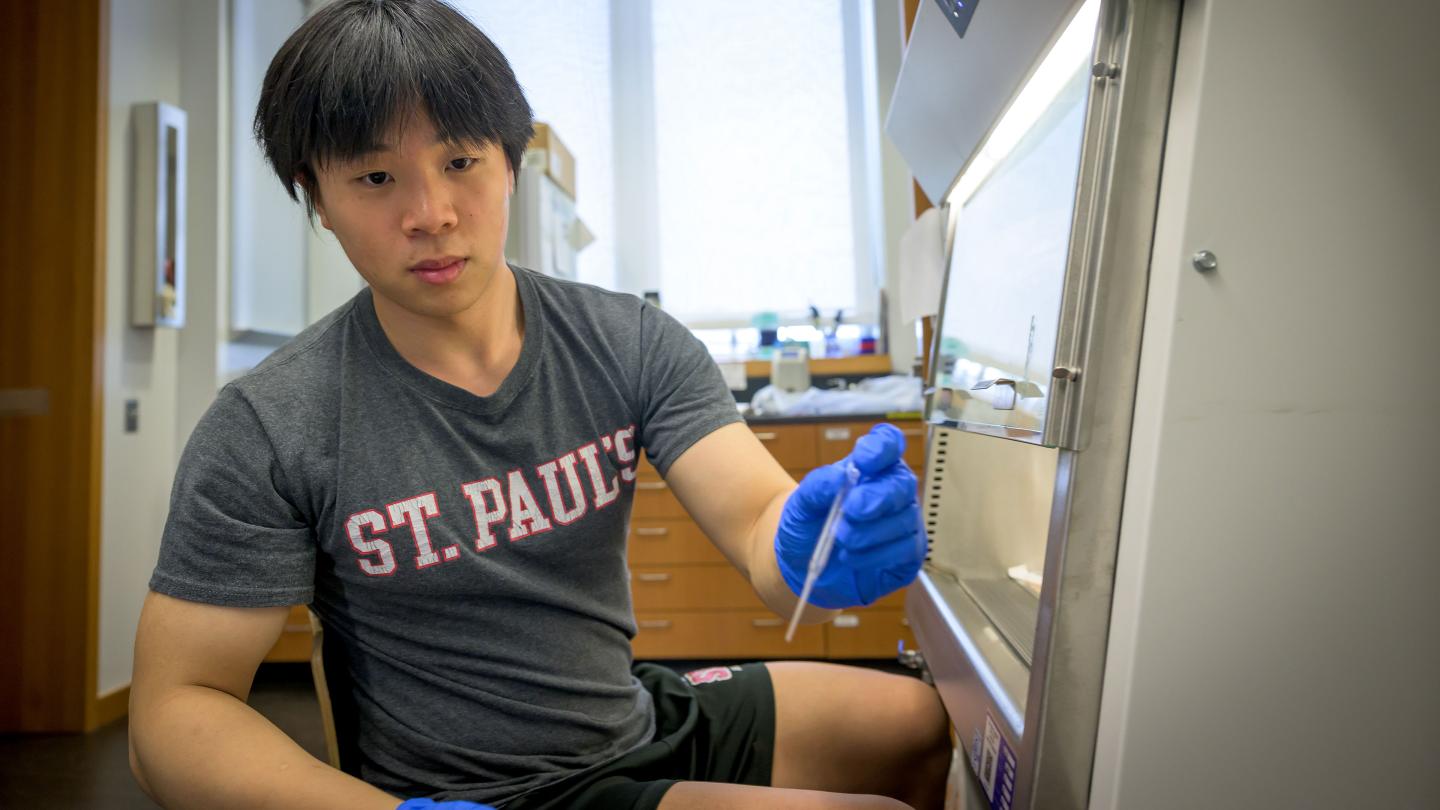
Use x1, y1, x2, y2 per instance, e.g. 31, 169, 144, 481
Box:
508, 167, 515, 196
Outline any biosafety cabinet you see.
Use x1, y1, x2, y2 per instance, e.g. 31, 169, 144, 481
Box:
888, 1, 1439, 809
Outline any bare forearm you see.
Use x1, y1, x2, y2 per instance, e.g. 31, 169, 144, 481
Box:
131, 685, 399, 810
746, 485, 837, 624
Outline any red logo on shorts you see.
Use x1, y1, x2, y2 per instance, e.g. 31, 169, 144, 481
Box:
683, 666, 735, 686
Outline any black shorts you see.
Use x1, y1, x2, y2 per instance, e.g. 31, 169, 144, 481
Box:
502, 662, 775, 810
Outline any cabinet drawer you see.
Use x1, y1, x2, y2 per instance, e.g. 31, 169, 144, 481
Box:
630, 564, 766, 611
817, 421, 927, 472
750, 424, 817, 469
628, 519, 726, 565
633, 611, 825, 659
816, 422, 878, 465
631, 564, 906, 612
640, 427, 821, 478
897, 422, 927, 471
824, 609, 916, 659
632, 479, 687, 519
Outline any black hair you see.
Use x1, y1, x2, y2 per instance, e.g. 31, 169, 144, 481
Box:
253, 0, 534, 217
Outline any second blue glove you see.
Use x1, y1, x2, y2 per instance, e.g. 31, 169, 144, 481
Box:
398, 798, 495, 810
774, 423, 926, 609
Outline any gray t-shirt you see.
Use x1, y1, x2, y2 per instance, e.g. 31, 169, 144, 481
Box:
150, 265, 741, 804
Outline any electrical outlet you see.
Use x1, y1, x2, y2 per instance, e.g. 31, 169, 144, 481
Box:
124, 399, 139, 433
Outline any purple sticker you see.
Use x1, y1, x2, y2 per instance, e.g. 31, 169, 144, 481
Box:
976, 713, 1018, 810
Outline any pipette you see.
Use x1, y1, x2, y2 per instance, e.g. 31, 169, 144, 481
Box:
785, 461, 861, 642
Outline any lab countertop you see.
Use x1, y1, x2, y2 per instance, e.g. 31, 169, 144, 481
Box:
740, 409, 923, 425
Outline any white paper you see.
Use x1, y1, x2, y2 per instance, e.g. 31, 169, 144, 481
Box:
897, 206, 946, 326
567, 216, 595, 252
1007, 564, 1044, 597
718, 362, 748, 391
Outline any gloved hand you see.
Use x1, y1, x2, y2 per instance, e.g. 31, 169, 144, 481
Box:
774, 423, 926, 609
397, 799, 496, 810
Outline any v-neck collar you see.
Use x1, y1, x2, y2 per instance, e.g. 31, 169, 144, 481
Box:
354, 263, 544, 417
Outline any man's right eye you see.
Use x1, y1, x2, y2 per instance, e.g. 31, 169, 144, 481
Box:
360, 171, 390, 186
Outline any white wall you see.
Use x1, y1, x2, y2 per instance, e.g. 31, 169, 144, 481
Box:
98, 0, 188, 696
100, 0, 236, 697
228, 0, 363, 342
1091, 1, 1440, 807
175, 1, 228, 462
227, 0, 359, 379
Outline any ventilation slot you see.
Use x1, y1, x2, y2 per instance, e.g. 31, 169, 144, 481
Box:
921, 430, 950, 561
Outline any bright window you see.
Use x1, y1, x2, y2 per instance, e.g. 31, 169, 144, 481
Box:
650, 0, 874, 326
453, 1, 616, 291
452, 1, 882, 327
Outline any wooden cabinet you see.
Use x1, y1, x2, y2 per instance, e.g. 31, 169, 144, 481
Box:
824, 609, 918, 659
632, 479, 688, 519
817, 421, 928, 472
629, 417, 926, 660
263, 605, 316, 663
628, 519, 728, 565
633, 611, 825, 658
748, 424, 818, 468
897, 423, 928, 471
630, 565, 767, 611
816, 422, 875, 465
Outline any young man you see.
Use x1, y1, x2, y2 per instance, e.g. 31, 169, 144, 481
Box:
128, 2, 951, 808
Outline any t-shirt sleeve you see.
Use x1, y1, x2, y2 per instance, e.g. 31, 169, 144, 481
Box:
149, 384, 316, 607
635, 304, 743, 477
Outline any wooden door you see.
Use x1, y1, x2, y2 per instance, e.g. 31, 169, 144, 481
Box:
0, 0, 109, 732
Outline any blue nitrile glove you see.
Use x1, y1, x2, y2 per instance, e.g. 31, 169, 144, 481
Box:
775, 423, 926, 609
397, 799, 495, 810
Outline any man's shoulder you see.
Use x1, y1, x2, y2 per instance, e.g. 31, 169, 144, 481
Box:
224, 297, 358, 420
517, 265, 669, 379
518, 264, 643, 321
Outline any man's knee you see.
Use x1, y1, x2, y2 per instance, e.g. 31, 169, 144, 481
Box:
891, 676, 950, 749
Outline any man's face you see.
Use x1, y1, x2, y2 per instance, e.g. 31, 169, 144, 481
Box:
311, 114, 514, 320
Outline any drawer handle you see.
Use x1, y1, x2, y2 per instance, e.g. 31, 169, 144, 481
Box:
633, 527, 670, 537
901, 617, 911, 627
753, 431, 778, 441
638, 619, 673, 630
636, 481, 667, 491
751, 618, 785, 628
635, 573, 673, 583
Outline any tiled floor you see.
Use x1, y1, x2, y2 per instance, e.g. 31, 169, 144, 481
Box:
0, 659, 915, 807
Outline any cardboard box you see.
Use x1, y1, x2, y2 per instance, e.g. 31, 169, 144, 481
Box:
525, 122, 576, 200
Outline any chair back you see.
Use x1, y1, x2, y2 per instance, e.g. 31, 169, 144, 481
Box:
307, 608, 364, 777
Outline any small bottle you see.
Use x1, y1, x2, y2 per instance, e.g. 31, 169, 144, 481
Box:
859, 327, 876, 355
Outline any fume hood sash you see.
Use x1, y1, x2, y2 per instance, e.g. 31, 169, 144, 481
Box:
886, 0, 1079, 205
